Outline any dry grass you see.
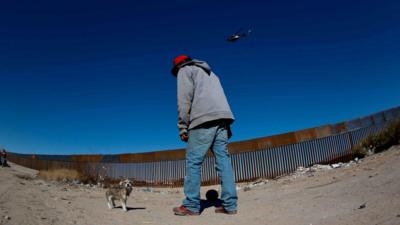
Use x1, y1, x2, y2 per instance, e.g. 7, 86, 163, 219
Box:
354, 120, 400, 157
38, 168, 83, 182
37, 168, 119, 187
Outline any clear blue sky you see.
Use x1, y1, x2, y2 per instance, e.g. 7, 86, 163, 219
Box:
1, 0, 399, 155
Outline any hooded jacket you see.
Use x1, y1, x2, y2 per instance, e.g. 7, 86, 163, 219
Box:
177, 60, 234, 135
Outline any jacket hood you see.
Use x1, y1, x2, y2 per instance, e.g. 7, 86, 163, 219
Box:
191, 60, 211, 75
171, 59, 212, 76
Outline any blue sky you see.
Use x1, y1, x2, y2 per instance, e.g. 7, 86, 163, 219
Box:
1, 0, 399, 154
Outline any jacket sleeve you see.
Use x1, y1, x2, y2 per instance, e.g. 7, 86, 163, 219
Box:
177, 67, 194, 135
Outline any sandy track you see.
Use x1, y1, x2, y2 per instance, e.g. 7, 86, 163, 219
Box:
1, 146, 400, 225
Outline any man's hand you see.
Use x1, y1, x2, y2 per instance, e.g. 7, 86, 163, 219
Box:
180, 133, 189, 142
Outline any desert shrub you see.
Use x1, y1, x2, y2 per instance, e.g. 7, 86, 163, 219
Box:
352, 144, 368, 158
101, 176, 120, 188
359, 120, 400, 154
78, 162, 112, 185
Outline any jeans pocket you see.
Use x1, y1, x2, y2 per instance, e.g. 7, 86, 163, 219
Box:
189, 127, 214, 144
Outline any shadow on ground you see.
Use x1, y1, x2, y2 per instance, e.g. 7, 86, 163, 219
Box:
200, 189, 223, 213
113, 206, 146, 211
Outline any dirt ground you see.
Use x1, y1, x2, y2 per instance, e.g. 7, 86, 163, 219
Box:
1, 146, 400, 225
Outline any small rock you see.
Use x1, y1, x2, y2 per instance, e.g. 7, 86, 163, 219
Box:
4, 215, 11, 220
331, 163, 342, 169
252, 178, 265, 185
72, 180, 80, 185
142, 187, 152, 192
297, 166, 305, 171
359, 203, 367, 209
41, 217, 47, 220
397, 214, 400, 218
344, 163, 352, 168
308, 168, 317, 173
313, 164, 332, 171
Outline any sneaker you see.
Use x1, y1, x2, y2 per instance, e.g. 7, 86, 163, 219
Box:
215, 206, 237, 215
173, 205, 200, 216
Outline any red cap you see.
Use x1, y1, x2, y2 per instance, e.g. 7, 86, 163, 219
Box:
173, 55, 190, 66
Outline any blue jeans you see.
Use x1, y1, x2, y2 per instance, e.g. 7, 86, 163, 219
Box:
182, 123, 238, 213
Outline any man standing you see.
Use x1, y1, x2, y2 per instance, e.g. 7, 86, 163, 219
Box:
171, 55, 238, 216
0, 149, 7, 167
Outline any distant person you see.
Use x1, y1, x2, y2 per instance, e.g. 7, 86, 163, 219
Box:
1, 149, 8, 167
171, 55, 238, 216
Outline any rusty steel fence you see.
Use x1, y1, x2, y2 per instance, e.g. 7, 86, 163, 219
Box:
8, 106, 400, 187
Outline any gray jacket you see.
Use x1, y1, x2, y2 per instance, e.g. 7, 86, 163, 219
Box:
177, 60, 234, 135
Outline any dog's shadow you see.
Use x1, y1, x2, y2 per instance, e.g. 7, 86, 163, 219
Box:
114, 206, 146, 211
200, 189, 223, 213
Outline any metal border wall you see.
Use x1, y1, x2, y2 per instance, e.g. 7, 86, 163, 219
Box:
7, 106, 400, 187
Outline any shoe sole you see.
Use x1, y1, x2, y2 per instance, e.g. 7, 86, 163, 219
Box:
174, 212, 200, 216
215, 210, 237, 215
173, 208, 200, 216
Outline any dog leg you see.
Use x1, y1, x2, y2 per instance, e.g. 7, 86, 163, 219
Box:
107, 196, 114, 209
121, 200, 127, 212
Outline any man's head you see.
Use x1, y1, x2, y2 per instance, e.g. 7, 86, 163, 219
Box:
171, 55, 192, 76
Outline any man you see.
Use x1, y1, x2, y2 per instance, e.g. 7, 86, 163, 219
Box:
0, 149, 6, 167
171, 55, 238, 216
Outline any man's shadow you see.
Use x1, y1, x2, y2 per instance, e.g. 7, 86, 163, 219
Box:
200, 189, 223, 213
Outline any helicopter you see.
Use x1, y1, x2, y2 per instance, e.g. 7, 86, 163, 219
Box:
227, 28, 252, 42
